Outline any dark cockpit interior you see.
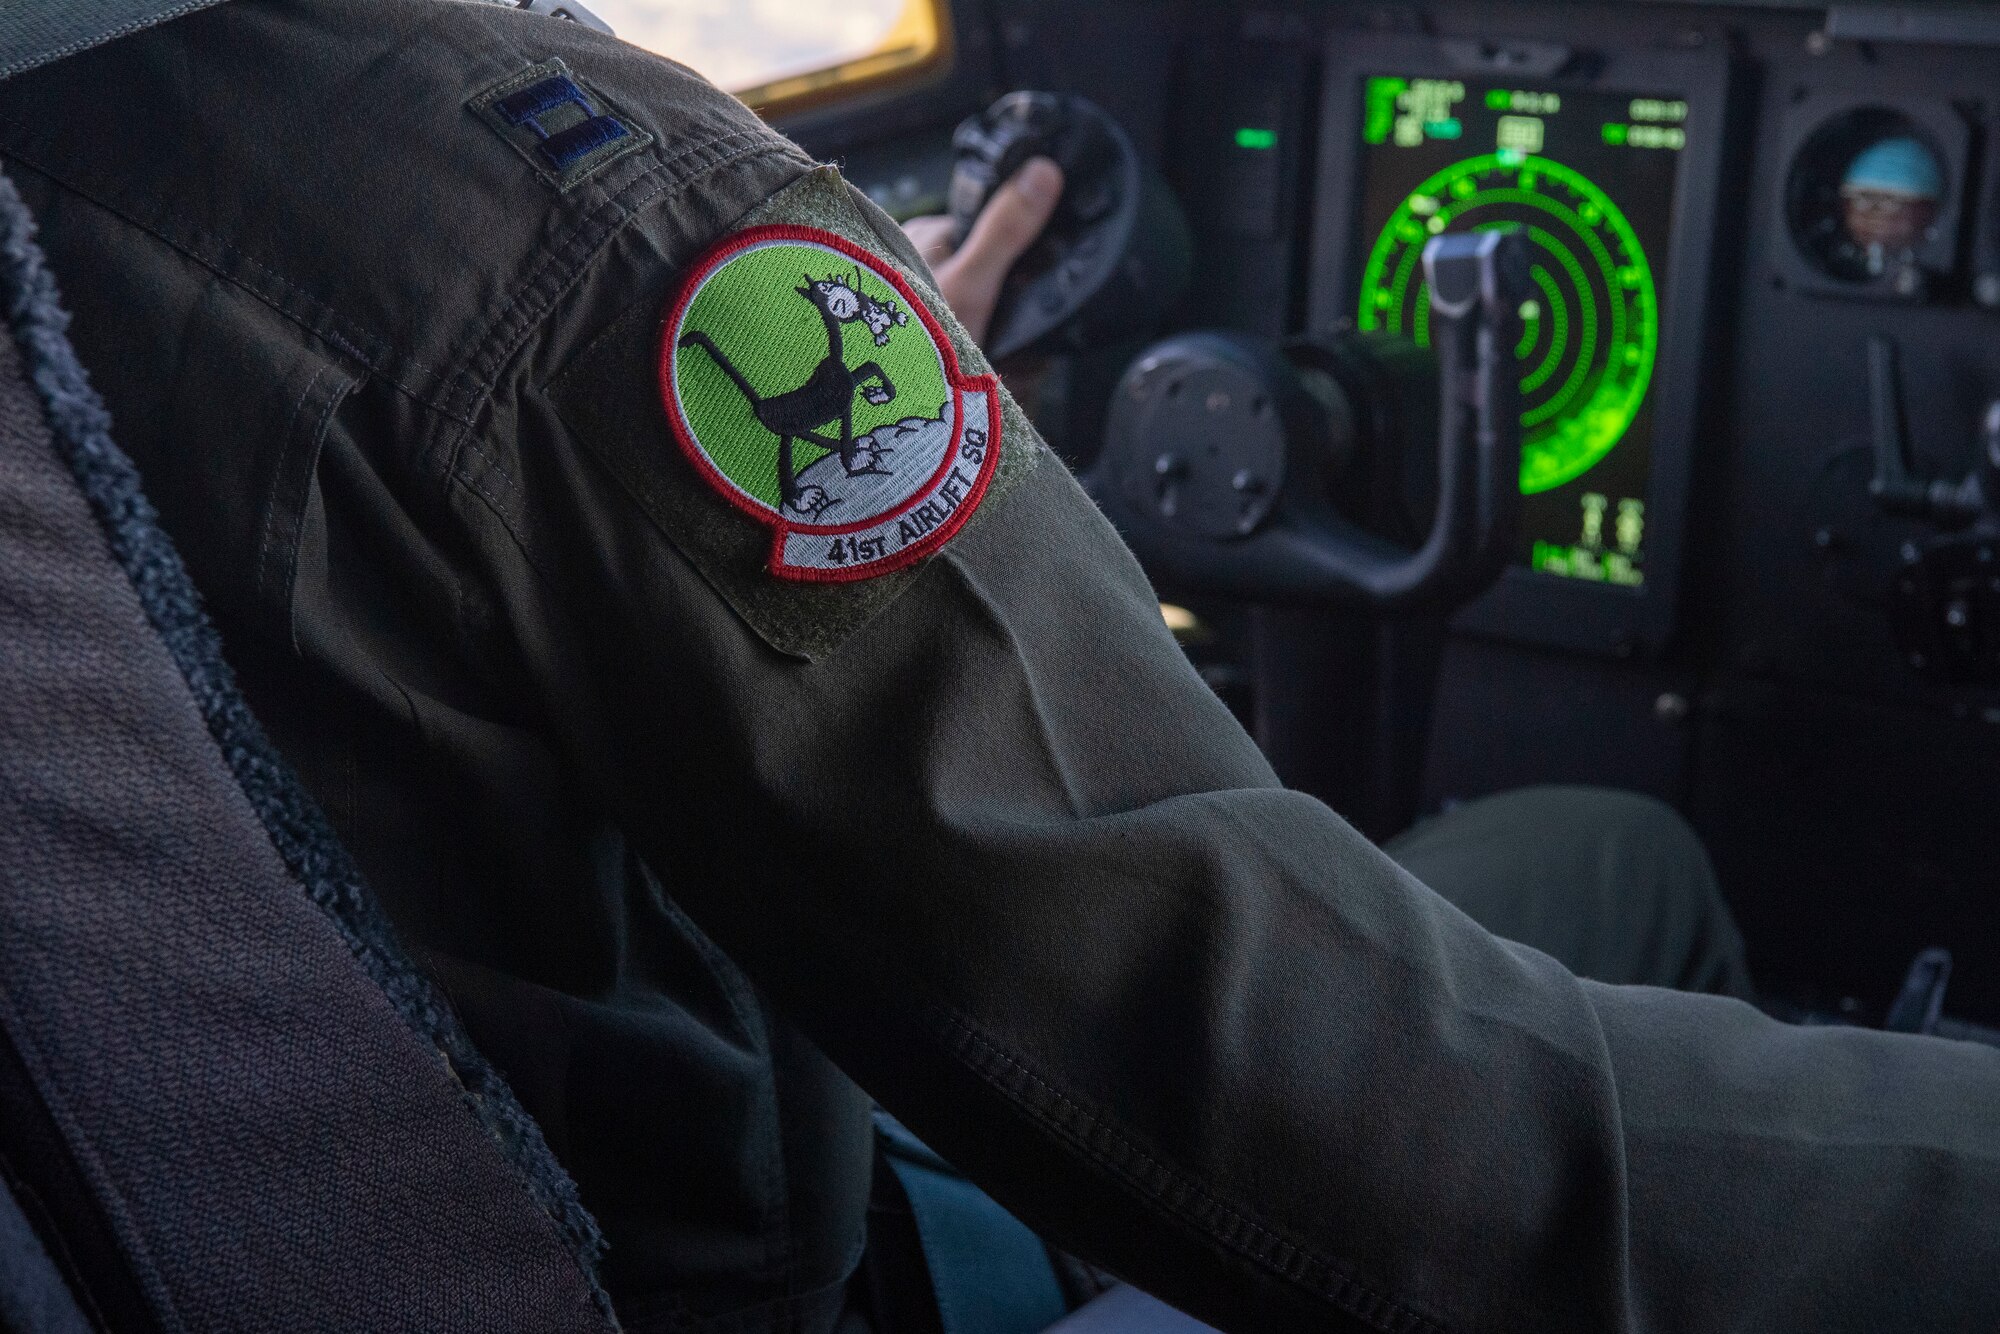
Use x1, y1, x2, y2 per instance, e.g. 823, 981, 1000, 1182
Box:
777, 0, 2000, 1032
6, 3, 2000, 1330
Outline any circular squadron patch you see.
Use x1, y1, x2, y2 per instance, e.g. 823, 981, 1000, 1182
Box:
660, 225, 1002, 582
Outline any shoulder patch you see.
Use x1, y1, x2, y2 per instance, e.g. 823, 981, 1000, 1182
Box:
548, 167, 1043, 661
660, 225, 1001, 582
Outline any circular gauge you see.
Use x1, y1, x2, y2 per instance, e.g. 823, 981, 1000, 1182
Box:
1357, 153, 1658, 495
1786, 110, 1948, 283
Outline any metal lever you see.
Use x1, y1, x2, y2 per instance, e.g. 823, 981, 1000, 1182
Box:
1885, 391, 2000, 685
1884, 947, 1953, 1035
1404, 229, 1529, 603
1866, 335, 1984, 526
1092, 231, 1529, 612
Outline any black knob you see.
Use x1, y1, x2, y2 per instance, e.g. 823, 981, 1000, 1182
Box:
1107, 334, 1345, 542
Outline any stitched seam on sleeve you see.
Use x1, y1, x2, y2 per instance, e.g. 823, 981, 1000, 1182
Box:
938, 552, 1086, 820
928, 1005, 1454, 1334
445, 127, 787, 420
447, 465, 557, 590
0, 0, 228, 79
253, 362, 331, 604
0, 134, 452, 413
0, 115, 795, 451
440, 139, 807, 522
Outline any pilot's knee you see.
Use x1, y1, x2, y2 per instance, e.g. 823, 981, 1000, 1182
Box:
1551, 785, 1709, 872
1517, 784, 1718, 898
1537, 784, 1753, 993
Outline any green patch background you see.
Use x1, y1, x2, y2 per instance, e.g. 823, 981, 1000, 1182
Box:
675, 240, 949, 509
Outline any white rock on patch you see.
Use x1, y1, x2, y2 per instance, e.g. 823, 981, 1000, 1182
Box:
786, 407, 953, 519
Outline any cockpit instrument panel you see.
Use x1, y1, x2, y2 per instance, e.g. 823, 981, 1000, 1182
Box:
1313, 37, 1728, 656
1354, 77, 1683, 590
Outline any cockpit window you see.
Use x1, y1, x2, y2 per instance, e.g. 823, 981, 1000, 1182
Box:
589, 0, 951, 115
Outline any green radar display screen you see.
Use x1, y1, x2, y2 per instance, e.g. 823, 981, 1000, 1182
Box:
1355, 76, 1689, 589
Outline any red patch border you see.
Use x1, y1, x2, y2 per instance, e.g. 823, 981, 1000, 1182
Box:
658, 224, 1004, 584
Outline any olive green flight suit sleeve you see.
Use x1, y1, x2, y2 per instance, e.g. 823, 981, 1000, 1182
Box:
486, 167, 2000, 1334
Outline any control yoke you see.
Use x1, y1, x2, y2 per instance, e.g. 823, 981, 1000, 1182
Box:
1093, 230, 1530, 613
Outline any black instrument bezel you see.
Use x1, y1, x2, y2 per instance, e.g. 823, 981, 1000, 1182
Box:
1309, 35, 1731, 658
1770, 92, 1971, 301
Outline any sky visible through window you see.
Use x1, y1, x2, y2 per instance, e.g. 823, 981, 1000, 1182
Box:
588, 0, 912, 94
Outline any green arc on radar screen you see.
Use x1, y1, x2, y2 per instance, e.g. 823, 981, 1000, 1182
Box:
1357, 153, 1659, 495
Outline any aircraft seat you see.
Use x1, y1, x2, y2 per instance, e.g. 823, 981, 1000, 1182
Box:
0, 165, 617, 1333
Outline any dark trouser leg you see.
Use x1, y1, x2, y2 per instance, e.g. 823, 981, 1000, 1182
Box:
1383, 785, 1756, 999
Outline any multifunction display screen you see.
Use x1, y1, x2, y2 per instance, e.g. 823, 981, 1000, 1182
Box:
1353, 76, 1689, 589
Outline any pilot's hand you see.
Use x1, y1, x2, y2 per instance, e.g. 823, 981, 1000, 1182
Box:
902, 156, 1064, 347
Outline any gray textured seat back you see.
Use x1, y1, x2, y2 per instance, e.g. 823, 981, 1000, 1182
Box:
0, 1, 233, 80
0, 1174, 91, 1334
0, 167, 618, 1332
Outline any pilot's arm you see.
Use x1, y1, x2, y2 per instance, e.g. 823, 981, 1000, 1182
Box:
518, 156, 2000, 1334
